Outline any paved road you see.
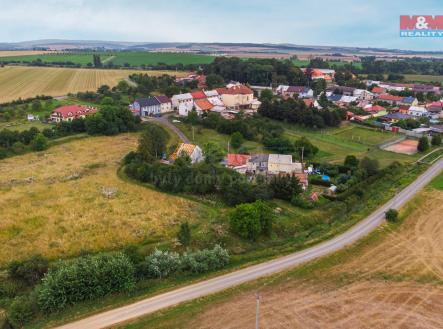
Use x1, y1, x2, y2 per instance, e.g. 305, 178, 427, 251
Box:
146, 115, 190, 144
57, 158, 443, 329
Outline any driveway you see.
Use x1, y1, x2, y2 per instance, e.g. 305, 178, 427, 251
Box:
146, 114, 190, 144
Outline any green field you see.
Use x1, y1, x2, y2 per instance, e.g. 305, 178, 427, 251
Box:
292, 59, 362, 69
282, 123, 418, 166
0, 51, 215, 67
108, 52, 215, 66
0, 53, 113, 65
404, 74, 443, 83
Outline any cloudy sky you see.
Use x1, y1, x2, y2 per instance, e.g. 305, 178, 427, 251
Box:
1, 0, 443, 51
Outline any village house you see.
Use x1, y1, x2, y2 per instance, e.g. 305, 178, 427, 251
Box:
194, 99, 214, 115
226, 153, 250, 174
50, 105, 97, 122
353, 89, 374, 101
408, 106, 429, 117
216, 84, 261, 111
246, 154, 269, 176
131, 96, 172, 117
276, 85, 314, 99
377, 94, 404, 105
303, 68, 335, 82
267, 154, 303, 176
329, 86, 355, 96
172, 92, 193, 110
170, 143, 204, 164
400, 96, 418, 107
176, 74, 206, 89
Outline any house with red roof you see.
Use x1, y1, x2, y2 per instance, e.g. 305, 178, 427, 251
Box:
191, 90, 207, 100
377, 94, 404, 105
216, 83, 261, 111
226, 154, 251, 174
371, 87, 386, 95
50, 105, 97, 122
194, 99, 214, 115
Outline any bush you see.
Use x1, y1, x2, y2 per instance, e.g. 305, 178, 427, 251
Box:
7, 295, 37, 329
139, 249, 181, 279
181, 245, 230, 274
230, 131, 244, 149
30, 133, 48, 151
229, 200, 274, 240
385, 209, 399, 222
291, 195, 315, 209
177, 222, 191, 246
417, 137, 430, 153
37, 252, 135, 312
431, 134, 442, 146
359, 157, 379, 176
269, 175, 303, 201
8, 255, 49, 286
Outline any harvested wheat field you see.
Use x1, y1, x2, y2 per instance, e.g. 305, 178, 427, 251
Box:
0, 134, 199, 266
0, 50, 54, 57
181, 190, 443, 329
0, 66, 188, 103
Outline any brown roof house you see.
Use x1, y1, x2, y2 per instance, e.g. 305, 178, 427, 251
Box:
170, 143, 204, 164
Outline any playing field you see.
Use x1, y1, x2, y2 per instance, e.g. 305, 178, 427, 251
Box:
0, 66, 187, 103
0, 134, 202, 266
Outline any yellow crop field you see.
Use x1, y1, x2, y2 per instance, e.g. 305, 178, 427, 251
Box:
0, 66, 187, 103
0, 134, 201, 266
0, 50, 54, 57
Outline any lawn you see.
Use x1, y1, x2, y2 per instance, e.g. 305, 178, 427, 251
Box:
0, 134, 204, 266
282, 123, 418, 166
292, 59, 362, 69
0, 66, 188, 103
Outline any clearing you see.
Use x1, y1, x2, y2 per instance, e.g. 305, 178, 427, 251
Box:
0, 134, 201, 266
0, 66, 187, 103
128, 174, 443, 329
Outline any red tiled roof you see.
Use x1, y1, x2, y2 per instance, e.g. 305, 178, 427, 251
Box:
191, 91, 207, 99
372, 87, 385, 94
155, 95, 171, 104
227, 154, 250, 167
378, 94, 403, 102
194, 99, 213, 112
367, 105, 386, 112
51, 105, 96, 119
217, 85, 253, 95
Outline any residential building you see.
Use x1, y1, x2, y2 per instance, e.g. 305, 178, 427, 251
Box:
277, 85, 313, 98
170, 143, 204, 164
400, 96, 418, 107
226, 154, 250, 174
194, 99, 214, 115
408, 106, 428, 117
216, 84, 260, 111
131, 96, 172, 116
246, 154, 269, 175
50, 105, 97, 122
267, 154, 303, 176
353, 89, 374, 100
377, 94, 404, 105
329, 86, 355, 96
172, 93, 193, 110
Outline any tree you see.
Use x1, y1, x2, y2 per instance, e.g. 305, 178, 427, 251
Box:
294, 137, 318, 159
230, 131, 244, 149
177, 222, 191, 246
431, 134, 442, 146
31, 100, 42, 112
203, 142, 225, 165
259, 89, 273, 102
229, 201, 274, 241
417, 137, 430, 153
359, 157, 379, 176
205, 74, 225, 89
137, 124, 168, 162
269, 175, 303, 201
30, 133, 48, 151
93, 54, 102, 68
140, 249, 181, 279
344, 155, 359, 168
385, 209, 399, 222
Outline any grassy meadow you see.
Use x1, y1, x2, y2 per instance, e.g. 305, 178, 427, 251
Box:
0, 66, 188, 103
0, 133, 204, 266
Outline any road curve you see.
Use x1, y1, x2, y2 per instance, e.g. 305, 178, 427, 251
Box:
146, 115, 191, 144
56, 158, 443, 329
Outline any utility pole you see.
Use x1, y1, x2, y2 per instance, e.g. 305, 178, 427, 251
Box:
192, 125, 195, 142
301, 146, 305, 165
255, 292, 261, 329
227, 140, 230, 154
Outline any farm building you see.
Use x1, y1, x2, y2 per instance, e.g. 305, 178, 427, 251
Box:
170, 143, 204, 164
50, 105, 97, 122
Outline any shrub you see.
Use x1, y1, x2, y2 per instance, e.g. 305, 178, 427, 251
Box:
385, 209, 399, 222
230, 131, 244, 149
359, 157, 379, 176
181, 245, 230, 274
344, 155, 359, 168
269, 175, 303, 201
8, 255, 49, 286
7, 295, 37, 329
229, 200, 274, 240
417, 137, 430, 153
431, 134, 442, 146
177, 222, 191, 246
139, 249, 181, 279
37, 253, 135, 313
30, 133, 48, 151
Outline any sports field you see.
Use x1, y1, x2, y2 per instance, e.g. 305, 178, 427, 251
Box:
0, 66, 187, 103
0, 51, 215, 66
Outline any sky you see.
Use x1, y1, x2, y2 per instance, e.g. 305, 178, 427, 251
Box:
1, 0, 443, 51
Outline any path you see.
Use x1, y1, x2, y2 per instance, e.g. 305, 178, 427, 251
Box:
146, 114, 190, 144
